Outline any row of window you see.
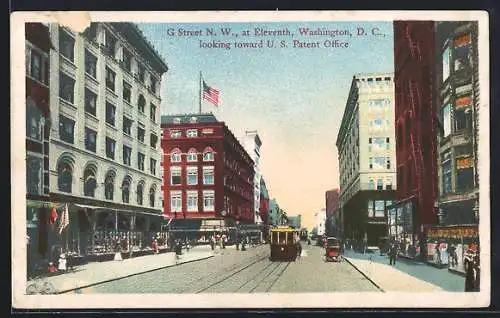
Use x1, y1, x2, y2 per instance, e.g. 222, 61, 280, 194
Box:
441, 33, 473, 84
368, 137, 391, 151
169, 148, 214, 163
170, 190, 214, 212
368, 156, 391, 169
440, 95, 474, 138
26, 44, 49, 86
367, 200, 393, 218
367, 178, 393, 191
169, 166, 214, 186
61, 26, 158, 95
57, 160, 158, 207
59, 115, 157, 175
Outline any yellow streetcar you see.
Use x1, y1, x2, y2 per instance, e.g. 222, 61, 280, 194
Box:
269, 226, 301, 261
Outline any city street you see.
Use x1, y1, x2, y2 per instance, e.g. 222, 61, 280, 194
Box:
73, 243, 380, 293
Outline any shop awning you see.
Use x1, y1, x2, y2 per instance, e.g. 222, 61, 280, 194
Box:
73, 203, 162, 218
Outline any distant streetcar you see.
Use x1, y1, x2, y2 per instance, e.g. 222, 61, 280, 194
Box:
269, 226, 301, 262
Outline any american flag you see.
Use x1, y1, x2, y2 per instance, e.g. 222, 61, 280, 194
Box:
59, 203, 70, 234
202, 80, 219, 106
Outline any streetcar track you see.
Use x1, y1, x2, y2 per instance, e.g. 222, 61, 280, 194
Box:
233, 261, 276, 292
248, 262, 285, 293
264, 262, 291, 293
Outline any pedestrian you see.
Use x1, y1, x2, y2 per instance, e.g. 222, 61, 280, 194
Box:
58, 253, 67, 272
389, 243, 397, 265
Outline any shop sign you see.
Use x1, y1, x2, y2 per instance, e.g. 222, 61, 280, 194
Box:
452, 135, 470, 146
456, 157, 473, 170
455, 95, 472, 108
202, 128, 214, 134
454, 33, 472, 47
455, 84, 473, 95
426, 226, 478, 239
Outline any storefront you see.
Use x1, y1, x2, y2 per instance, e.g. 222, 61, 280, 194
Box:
167, 218, 237, 244
423, 224, 479, 273
387, 199, 421, 259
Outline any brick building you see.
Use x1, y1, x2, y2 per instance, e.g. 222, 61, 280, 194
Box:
161, 113, 255, 241
390, 21, 438, 256
325, 188, 340, 237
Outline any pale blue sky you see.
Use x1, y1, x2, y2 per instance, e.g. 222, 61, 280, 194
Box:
137, 21, 394, 228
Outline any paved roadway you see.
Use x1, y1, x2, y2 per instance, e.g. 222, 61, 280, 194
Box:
76, 243, 380, 293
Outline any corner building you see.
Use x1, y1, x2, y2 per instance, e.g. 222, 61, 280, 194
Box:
336, 73, 397, 246
48, 23, 168, 257
161, 113, 255, 241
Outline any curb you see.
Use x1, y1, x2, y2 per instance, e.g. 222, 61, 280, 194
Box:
343, 257, 385, 292
55, 254, 214, 294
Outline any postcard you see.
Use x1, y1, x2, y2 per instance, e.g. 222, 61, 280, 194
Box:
11, 10, 490, 309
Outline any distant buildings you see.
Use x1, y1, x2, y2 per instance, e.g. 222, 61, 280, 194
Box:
336, 73, 397, 246
160, 113, 256, 240
242, 130, 263, 225
325, 189, 340, 237
314, 209, 326, 237
259, 177, 270, 225
287, 215, 302, 229
268, 198, 287, 226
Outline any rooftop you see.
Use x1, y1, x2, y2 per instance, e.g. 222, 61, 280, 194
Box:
161, 113, 219, 125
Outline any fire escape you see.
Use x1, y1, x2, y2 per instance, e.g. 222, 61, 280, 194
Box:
406, 25, 426, 218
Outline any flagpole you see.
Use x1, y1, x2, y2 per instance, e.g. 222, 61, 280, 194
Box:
199, 71, 202, 114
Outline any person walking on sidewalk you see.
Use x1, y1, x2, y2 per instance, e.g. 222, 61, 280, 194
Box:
389, 242, 398, 265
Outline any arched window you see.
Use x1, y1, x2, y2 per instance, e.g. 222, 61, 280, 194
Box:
377, 179, 383, 190
170, 148, 181, 163
187, 148, 198, 162
58, 159, 73, 193
136, 182, 144, 205
83, 165, 97, 197
104, 171, 115, 200
138, 94, 146, 113
203, 147, 214, 161
122, 177, 131, 203
149, 187, 155, 207
368, 179, 375, 190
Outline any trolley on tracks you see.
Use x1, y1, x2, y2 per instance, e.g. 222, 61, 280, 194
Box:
269, 226, 301, 262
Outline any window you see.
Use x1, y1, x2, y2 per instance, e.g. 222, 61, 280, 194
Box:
173, 118, 181, 124
150, 158, 156, 175
373, 137, 385, 151
59, 72, 75, 103
386, 177, 393, 190
187, 167, 198, 185
377, 179, 383, 190
84, 127, 97, 152
123, 116, 132, 135
27, 156, 42, 195
137, 127, 145, 143
122, 49, 132, 73
138, 64, 145, 83
105, 137, 116, 159
138, 95, 146, 113
203, 167, 215, 185
171, 167, 181, 185
103, 29, 117, 58
187, 191, 198, 212
137, 152, 145, 171
123, 145, 132, 166
454, 33, 472, 72
106, 102, 116, 126
85, 88, 97, 116
104, 171, 115, 200
442, 151, 452, 195
150, 103, 156, 122
374, 200, 385, 217
367, 200, 374, 217
369, 157, 373, 169
187, 149, 198, 162
26, 97, 42, 140
386, 157, 391, 169
150, 77, 157, 94
171, 149, 181, 163
150, 134, 158, 148
136, 183, 144, 205
26, 46, 48, 84
373, 157, 386, 169
368, 137, 372, 151
170, 191, 182, 212
456, 157, 474, 192
170, 130, 181, 138
187, 129, 198, 138
83, 167, 97, 197
442, 46, 451, 82
123, 81, 132, 103
203, 149, 214, 161
58, 162, 73, 193
122, 178, 131, 203
149, 187, 156, 207
59, 29, 74, 62
203, 190, 215, 211
59, 115, 75, 144
455, 96, 473, 132
105, 67, 116, 91
386, 137, 390, 150
84, 49, 97, 78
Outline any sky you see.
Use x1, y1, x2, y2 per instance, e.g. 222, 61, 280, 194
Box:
137, 21, 395, 229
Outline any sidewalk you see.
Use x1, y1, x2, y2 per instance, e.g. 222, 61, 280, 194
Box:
344, 250, 464, 292
29, 248, 214, 294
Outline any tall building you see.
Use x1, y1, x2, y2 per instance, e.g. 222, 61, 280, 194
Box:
390, 21, 438, 255
48, 23, 168, 256
242, 130, 263, 225
25, 23, 53, 271
160, 113, 256, 240
259, 177, 270, 226
314, 209, 326, 237
434, 21, 480, 226
336, 73, 397, 246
